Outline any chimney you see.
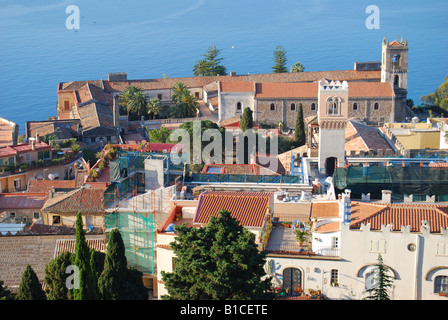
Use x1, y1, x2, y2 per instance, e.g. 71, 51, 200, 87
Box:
113, 95, 120, 128
381, 190, 392, 204
48, 187, 55, 199
35, 133, 40, 142
30, 137, 36, 150
339, 189, 351, 224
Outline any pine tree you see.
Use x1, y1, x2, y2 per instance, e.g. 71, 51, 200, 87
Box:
98, 228, 148, 300
294, 103, 306, 146
272, 45, 288, 73
240, 107, 253, 132
73, 211, 100, 300
161, 209, 274, 300
193, 44, 227, 76
364, 254, 394, 300
16, 264, 46, 300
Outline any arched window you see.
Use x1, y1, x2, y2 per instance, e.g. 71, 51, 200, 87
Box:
434, 275, 448, 294
392, 54, 401, 67
365, 268, 378, 290
311, 103, 316, 111
327, 97, 341, 115
353, 103, 358, 111
374, 103, 380, 110
236, 102, 242, 111
270, 103, 276, 111
290, 103, 296, 111
283, 268, 302, 293
394, 75, 399, 86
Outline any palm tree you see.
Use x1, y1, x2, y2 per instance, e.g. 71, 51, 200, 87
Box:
127, 90, 148, 119
147, 98, 162, 120
290, 61, 305, 73
180, 92, 199, 118
171, 82, 188, 105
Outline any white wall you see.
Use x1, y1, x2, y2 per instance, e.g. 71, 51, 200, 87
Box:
219, 92, 255, 122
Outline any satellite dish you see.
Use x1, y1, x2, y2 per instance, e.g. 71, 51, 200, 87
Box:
163, 149, 167, 153
48, 174, 55, 180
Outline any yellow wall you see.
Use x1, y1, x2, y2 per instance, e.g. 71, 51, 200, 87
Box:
394, 131, 440, 149
57, 92, 76, 119
0, 174, 27, 192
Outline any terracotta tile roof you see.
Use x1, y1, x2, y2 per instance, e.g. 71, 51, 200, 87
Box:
255, 82, 317, 98
54, 238, 107, 257
0, 141, 53, 158
220, 81, 255, 92
59, 70, 381, 95
348, 82, 394, 97
26, 119, 81, 141
194, 191, 273, 227
27, 180, 78, 193
428, 162, 448, 168
201, 163, 279, 176
0, 193, 48, 209
345, 121, 393, 154
312, 200, 448, 233
41, 187, 106, 214
351, 202, 448, 233
389, 40, 405, 47
314, 221, 340, 233
310, 202, 340, 218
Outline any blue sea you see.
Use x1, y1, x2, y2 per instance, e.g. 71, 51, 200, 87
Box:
1, 0, 447, 134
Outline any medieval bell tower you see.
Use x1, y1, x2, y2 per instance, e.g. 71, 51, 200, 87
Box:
317, 80, 349, 176
381, 37, 409, 121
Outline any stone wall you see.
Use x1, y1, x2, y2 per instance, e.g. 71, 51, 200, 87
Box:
256, 99, 318, 128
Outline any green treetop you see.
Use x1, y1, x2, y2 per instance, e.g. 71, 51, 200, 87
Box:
161, 209, 274, 300
294, 103, 306, 146
16, 264, 46, 300
272, 45, 288, 73
193, 44, 227, 76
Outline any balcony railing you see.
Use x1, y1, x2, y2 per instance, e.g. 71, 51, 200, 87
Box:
266, 243, 340, 257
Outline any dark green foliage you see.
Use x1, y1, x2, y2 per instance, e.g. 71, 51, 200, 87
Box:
364, 254, 394, 300
44, 251, 74, 300
193, 44, 227, 76
98, 228, 148, 300
421, 74, 448, 110
240, 107, 253, 132
272, 45, 288, 73
16, 264, 46, 300
73, 211, 100, 300
170, 82, 199, 118
0, 280, 11, 300
120, 86, 149, 120
161, 209, 274, 300
294, 103, 306, 146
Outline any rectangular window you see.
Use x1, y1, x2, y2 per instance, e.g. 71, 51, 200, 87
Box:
14, 179, 21, 191
370, 239, 386, 253
330, 269, 339, 287
435, 276, 448, 294
158, 94, 162, 100
34, 212, 40, 220
332, 237, 339, 248
64, 100, 70, 110
437, 243, 448, 256
25, 153, 31, 164
38, 150, 50, 160
9, 212, 16, 218
52, 215, 61, 225
91, 137, 96, 143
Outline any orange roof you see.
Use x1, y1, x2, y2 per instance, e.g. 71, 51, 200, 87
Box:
194, 191, 273, 227
0, 141, 53, 158
312, 200, 448, 233
428, 162, 448, 168
0, 193, 48, 209
255, 82, 317, 98
310, 202, 339, 218
28, 180, 78, 193
220, 81, 254, 92
351, 202, 448, 233
348, 82, 394, 97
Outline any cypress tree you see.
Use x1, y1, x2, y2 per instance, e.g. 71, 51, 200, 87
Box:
364, 254, 394, 300
73, 211, 100, 300
44, 251, 73, 300
294, 103, 306, 146
98, 228, 148, 300
16, 264, 46, 300
240, 107, 253, 132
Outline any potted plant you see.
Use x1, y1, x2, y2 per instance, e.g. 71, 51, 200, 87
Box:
295, 229, 308, 246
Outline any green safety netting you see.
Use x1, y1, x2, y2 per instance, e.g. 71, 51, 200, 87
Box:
334, 166, 448, 200
104, 211, 155, 274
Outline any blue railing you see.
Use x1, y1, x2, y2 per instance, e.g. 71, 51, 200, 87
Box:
187, 173, 303, 184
